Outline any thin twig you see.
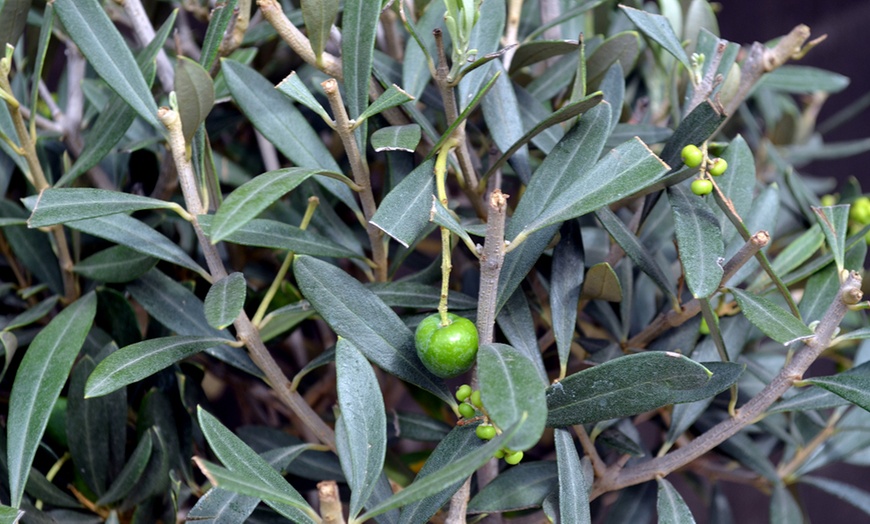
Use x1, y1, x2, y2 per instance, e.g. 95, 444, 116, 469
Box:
574, 425, 607, 477
159, 107, 337, 450
318, 480, 346, 524
501, 0, 524, 71
627, 230, 770, 349
113, 0, 174, 92
476, 190, 509, 344
592, 271, 863, 498
321, 78, 388, 282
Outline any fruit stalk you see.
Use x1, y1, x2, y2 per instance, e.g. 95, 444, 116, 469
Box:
435, 140, 459, 325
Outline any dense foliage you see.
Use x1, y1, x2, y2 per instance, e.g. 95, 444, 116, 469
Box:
0, 0, 869, 523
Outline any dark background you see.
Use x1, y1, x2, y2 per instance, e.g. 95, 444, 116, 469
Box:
718, 0, 870, 192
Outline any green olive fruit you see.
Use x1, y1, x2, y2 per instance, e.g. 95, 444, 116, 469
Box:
691, 179, 713, 196
470, 389, 483, 409
850, 196, 870, 225
505, 450, 524, 465
415, 313, 479, 378
456, 384, 472, 402
708, 158, 728, 176
476, 424, 496, 440
458, 403, 476, 419
681, 144, 703, 168
493, 448, 505, 459
820, 194, 837, 207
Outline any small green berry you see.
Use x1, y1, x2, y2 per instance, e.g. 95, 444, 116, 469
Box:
458, 403, 476, 419
699, 317, 710, 335
691, 179, 713, 196
493, 449, 505, 459
708, 158, 728, 176
456, 384, 472, 402
505, 450, 524, 465
820, 194, 837, 207
415, 313, 479, 378
476, 424, 496, 440
681, 144, 703, 168
470, 390, 483, 409
850, 196, 870, 225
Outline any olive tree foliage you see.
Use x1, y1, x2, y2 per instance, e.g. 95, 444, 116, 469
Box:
0, 0, 868, 522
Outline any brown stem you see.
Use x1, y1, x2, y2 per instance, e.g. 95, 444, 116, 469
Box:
113, 0, 174, 92
592, 271, 862, 498
476, 190, 509, 344
321, 79, 388, 282
159, 107, 336, 450
318, 480, 345, 524
627, 230, 770, 348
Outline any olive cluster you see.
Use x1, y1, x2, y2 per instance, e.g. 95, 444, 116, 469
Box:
454, 384, 524, 465
681, 144, 728, 196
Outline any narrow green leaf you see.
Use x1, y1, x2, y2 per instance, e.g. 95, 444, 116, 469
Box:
360, 419, 524, 522
67, 356, 109, 496
0, 332, 17, 383
175, 56, 215, 144
752, 224, 824, 292
839, 327, 870, 342
509, 40, 581, 74
395, 427, 480, 523
368, 282, 477, 310
86, 336, 230, 398
801, 476, 870, 517
54, 0, 159, 127
711, 136, 755, 233
358, 84, 415, 122
554, 428, 592, 524
668, 184, 724, 298
208, 167, 348, 242
430, 71, 501, 155
457, 0, 505, 110
401, 0, 444, 99
387, 411, 451, 442
813, 205, 850, 273
370, 158, 435, 247
127, 269, 261, 377
0, 201, 65, 295
467, 461, 558, 513
301, 0, 339, 66
57, 10, 177, 187
198, 215, 360, 259
187, 487, 258, 524
546, 352, 723, 427
731, 288, 813, 345
194, 458, 317, 523
585, 31, 640, 87
2, 296, 58, 332
96, 430, 153, 506
371, 124, 422, 153
497, 290, 548, 384
0, 0, 30, 49
596, 207, 676, 302
335, 339, 387, 518
65, 214, 208, 278
198, 408, 319, 523
550, 221, 585, 372
620, 5, 691, 70
26, 189, 180, 228
770, 484, 802, 524
804, 367, 870, 414
524, 0, 605, 41
73, 245, 157, 283
293, 256, 452, 404
580, 262, 622, 302
768, 385, 849, 414
7, 293, 96, 508
760, 65, 850, 94
656, 477, 697, 523
483, 92, 604, 184
200, 0, 238, 71
0, 505, 23, 523
478, 343, 547, 451
481, 65, 531, 184
519, 137, 669, 237
275, 71, 332, 122
221, 59, 359, 214
28, 2, 53, 135
205, 273, 247, 330
341, 0, 380, 122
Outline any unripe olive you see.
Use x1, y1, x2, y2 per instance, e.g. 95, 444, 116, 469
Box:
415, 313, 479, 378
458, 403, 476, 419
681, 144, 703, 168
493, 448, 505, 459
456, 384, 472, 402
708, 158, 728, 176
470, 390, 483, 408
505, 450, 524, 465
691, 179, 713, 196
476, 424, 496, 440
